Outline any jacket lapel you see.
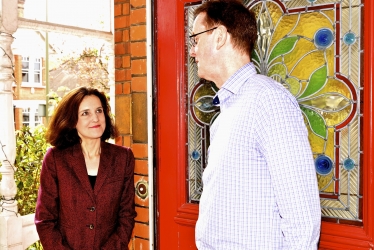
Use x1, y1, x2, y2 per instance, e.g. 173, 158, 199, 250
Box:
68, 144, 95, 199
94, 142, 111, 195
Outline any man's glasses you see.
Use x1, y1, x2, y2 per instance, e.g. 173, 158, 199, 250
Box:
189, 27, 218, 47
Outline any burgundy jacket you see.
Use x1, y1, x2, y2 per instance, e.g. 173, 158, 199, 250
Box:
35, 142, 136, 250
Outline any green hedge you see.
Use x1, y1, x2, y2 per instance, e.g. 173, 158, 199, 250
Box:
15, 125, 49, 216
17, 125, 48, 250
0, 125, 48, 249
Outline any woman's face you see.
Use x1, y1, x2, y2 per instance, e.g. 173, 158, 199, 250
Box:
76, 95, 106, 142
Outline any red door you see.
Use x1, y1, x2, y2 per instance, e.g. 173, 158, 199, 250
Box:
155, 0, 200, 249
155, 0, 374, 249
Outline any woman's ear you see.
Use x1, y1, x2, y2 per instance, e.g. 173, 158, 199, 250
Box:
216, 25, 228, 50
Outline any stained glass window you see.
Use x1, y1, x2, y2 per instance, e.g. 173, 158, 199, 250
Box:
185, 0, 363, 224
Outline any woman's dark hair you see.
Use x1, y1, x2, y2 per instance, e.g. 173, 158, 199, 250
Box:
194, 0, 258, 56
46, 87, 118, 149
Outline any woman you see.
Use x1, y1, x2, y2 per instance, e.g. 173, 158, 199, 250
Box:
35, 87, 136, 250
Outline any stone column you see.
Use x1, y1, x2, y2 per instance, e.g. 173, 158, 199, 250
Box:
0, 1, 23, 249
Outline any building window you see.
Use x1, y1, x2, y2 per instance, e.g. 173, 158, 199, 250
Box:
22, 107, 42, 128
22, 107, 30, 127
22, 56, 42, 86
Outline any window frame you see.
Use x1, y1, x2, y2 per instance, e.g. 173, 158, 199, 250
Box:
21, 56, 43, 87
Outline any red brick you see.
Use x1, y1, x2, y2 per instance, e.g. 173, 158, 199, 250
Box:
115, 136, 123, 146
123, 3, 130, 15
133, 222, 149, 239
114, 42, 130, 55
115, 56, 122, 68
130, 0, 146, 8
128, 238, 134, 250
132, 76, 147, 92
130, 8, 146, 25
134, 238, 149, 250
123, 29, 130, 42
131, 59, 147, 75
132, 143, 148, 158
115, 69, 131, 81
114, 30, 122, 43
135, 206, 149, 223
134, 159, 148, 175
123, 135, 132, 147
130, 25, 146, 41
115, 82, 123, 94
128, 230, 136, 250
123, 55, 131, 68
130, 41, 146, 57
114, 4, 122, 16
123, 82, 131, 94
115, 15, 130, 29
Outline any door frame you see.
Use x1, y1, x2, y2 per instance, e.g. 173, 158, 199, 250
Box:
318, 1, 374, 249
155, 0, 201, 249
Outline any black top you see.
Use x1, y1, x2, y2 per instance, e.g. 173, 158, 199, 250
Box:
88, 175, 97, 189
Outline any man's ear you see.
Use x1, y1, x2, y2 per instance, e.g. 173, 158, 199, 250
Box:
216, 25, 228, 50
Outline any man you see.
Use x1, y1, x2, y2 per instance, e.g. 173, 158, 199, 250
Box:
189, 0, 321, 249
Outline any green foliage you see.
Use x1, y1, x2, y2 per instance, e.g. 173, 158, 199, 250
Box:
47, 88, 68, 117
14, 125, 49, 250
14, 125, 49, 216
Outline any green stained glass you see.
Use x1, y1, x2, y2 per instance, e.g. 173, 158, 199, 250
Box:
300, 106, 327, 139
285, 77, 300, 96
268, 36, 299, 63
247, 0, 362, 224
186, 0, 363, 223
268, 63, 286, 79
299, 65, 327, 99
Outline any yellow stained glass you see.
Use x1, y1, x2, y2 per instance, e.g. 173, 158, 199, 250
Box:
185, 0, 362, 223
248, 0, 362, 223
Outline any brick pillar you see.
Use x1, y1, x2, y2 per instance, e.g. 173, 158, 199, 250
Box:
114, 0, 150, 249
14, 108, 23, 131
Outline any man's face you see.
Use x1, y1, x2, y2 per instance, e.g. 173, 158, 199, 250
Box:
189, 13, 216, 80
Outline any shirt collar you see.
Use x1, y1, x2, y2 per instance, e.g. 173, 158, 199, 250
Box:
215, 62, 256, 105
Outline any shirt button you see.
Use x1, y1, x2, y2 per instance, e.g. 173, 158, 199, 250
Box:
89, 207, 95, 212
89, 224, 94, 230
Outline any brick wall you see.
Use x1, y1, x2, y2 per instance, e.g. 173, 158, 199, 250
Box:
113, 0, 150, 249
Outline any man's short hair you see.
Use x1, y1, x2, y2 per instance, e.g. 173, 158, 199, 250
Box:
194, 0, 258, 55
